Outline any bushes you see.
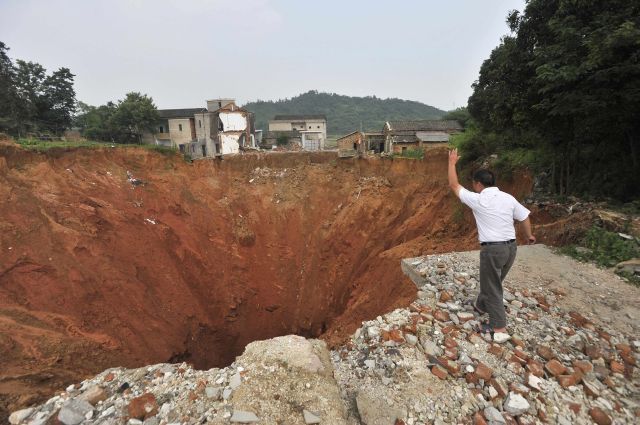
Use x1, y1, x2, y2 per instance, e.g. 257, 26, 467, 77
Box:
394, 148, 424, 160
560, 226, 639, 285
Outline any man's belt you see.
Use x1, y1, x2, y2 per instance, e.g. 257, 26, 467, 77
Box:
480, 239, 515, 246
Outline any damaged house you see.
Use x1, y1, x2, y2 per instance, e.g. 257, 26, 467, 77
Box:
265, 114, 327, 151
383, 120, 463, 154
336, 131, 385, 157
191, 99, 257, 158
148, 99, 257, 158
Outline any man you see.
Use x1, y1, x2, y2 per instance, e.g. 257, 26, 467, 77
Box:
448, 148, 535, 343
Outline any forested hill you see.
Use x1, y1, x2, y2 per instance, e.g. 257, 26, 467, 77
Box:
243, 91, 445, 135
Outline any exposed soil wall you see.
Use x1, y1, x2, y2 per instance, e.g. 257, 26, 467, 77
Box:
0, 144, 534, 417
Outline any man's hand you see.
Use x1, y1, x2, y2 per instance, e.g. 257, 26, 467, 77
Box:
448, 148, 462, 195
449, 148, 460, 165
519, 217, 536, 245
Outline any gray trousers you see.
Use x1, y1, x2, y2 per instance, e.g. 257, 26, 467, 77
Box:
477, 242, 517, 329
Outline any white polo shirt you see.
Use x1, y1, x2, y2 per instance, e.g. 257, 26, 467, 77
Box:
458, 186, 530, 243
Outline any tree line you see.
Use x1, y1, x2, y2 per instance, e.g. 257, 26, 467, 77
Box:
74, 93, 158, 144
0, 41, 75, 136
460, 0, 639, 201
0, 41, 158, 143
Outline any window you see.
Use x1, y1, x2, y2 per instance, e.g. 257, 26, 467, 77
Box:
159, 126, 164, 133
179, 124, 183, 131
198, 120, 201, 128
317, 126, 320, 129
308, 126, 311, 129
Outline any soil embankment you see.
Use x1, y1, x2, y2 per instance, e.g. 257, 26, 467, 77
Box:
0, 144, 534, 418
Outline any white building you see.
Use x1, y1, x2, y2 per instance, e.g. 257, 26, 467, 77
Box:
268, 114, 327, 151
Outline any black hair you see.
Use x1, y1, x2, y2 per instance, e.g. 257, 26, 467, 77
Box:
473, 169, 496, 187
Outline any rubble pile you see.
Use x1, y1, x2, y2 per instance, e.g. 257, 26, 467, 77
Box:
9, 253, 639, 425
332, 253, 639, 424
9, 336, 349, 425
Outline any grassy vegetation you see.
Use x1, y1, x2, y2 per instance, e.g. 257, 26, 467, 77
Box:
15, 138, 178, 155
559, 226, 640, 286
393, 148, 424, 160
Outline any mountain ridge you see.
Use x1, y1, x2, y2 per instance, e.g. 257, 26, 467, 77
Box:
243, 90, 446, 136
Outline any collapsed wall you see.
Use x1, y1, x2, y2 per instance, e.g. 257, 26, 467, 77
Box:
0, 144, 530, 418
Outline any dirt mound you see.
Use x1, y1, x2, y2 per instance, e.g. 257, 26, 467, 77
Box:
0, 144, 535, 419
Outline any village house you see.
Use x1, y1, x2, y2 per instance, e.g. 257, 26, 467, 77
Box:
383, 120, 463, 154
191, 99, 257, 158
148, 99, 257, 158
148, 108, 207, 147
336, 131, 385, 157
267, 114, 327, 151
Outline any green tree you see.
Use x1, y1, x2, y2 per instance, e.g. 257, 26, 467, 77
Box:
111, 92, 159, 143
443, 107, 472, 129
0, 42, 18, 133
75, 101, 120, 142
41, 67, 76, 134
466, 0, 640, 200
13, 60, 46, 134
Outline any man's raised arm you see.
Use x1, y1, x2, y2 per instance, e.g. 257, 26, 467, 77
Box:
448, 148, 463, 196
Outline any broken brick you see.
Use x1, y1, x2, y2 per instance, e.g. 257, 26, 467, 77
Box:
382, 329, 405, 343
475, 362, 493, 381
572, 360, 593, 374
444, 336, 458, 349
588, 407, 612, 425
526, 360, 544, 377
610, 360, 625, 374
488, 344, 504, 357
473, 411, 488, 425
536, 345, 555, 361
490, 377, 509, 398
439, 290, 453, 302
585, 344, 602, 359
545, 359, 568, 377
128, 393, 158, 420
433, 309, 451, 322
431, 365, 448, 380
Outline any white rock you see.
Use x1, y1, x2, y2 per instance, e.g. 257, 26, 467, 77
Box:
504, 392, 530, 416
405, 334, 418, 345
230, 372, 242, 389
303, 409, 321, 424
527, 374, 543, 391
9, 407, 33, 424
230, 410, 259, 423
205, 386, 222, 399
484, 406, 506, 424
488, 386, 498, 399
58, 399, 94, 425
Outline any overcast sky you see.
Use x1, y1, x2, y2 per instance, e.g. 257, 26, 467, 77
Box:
0, 0, 525, 111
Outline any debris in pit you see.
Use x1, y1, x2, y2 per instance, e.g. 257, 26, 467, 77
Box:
126, 170, 144, 187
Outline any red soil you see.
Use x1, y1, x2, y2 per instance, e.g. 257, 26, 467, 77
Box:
0, 144, 535, 418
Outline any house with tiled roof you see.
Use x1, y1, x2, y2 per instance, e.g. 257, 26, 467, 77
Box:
383, 120, 462, 154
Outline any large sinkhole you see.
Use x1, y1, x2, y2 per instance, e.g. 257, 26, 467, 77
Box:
0, 148, 480, 395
